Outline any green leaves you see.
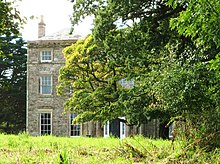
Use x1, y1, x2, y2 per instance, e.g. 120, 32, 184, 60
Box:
0, 1, 24, 36
169, 0, 220, 48
0, 37, 27, 133
0, 1, 26, 133
64, 0, 220, 147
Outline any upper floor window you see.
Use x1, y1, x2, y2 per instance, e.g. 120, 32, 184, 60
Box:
119, 79, 134, 88
40, 76, 52, 95
40, 50, 52, 62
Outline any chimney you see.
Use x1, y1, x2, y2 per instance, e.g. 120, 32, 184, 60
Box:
38, 15, 46, 38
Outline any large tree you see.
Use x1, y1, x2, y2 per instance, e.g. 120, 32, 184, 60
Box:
0, 0, 27, 133
59, 1, 179, 125
61, 0, 203, 123
165, 0, 220, 148
59, 0, 219, 148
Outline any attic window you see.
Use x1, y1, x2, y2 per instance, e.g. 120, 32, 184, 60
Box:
40, 50, 52, 62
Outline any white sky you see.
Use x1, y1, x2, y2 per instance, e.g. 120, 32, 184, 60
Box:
17, 0, 93, 41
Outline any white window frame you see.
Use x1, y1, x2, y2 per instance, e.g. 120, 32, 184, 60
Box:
40, 112, 52, 136
40, 75, 52, 95
40, 50, 52, 62
104, 121, 110, 137
169, 123, 174, 139
70, 114, 81, 137
120, 122, 126, 139
119, 117, 126, 139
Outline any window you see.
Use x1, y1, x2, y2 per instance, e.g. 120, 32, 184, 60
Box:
70, 114, 81, 137
169, 123, 174, 139
40, 76, 52, 95
40, 112, 52, 135
120, 117, 126, 139
119, 79, 134, 88
104, 121, 110, 137
121, 122, 126, 135
69, 86, 73, 95
41, 50, 52, 62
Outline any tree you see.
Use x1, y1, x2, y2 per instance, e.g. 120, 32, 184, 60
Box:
165, 0, 220, 148
0, 0, 23, 37
0, 0, 27, 133
168, 0, 220, 47
61, 0, 220, 148
61, 0, 189, 126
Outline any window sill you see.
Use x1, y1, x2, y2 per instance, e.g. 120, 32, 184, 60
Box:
40, 61, 52, 63
70, 136, 81, 138
39, 94, 53, 98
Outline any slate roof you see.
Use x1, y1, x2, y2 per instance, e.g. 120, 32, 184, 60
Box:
38, 28, 82, 40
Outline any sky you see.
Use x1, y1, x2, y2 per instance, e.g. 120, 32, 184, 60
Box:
17, 0, 93, 41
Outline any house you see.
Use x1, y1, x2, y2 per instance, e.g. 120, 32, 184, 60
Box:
26, 16, 100, 137
26, 18, 168, 138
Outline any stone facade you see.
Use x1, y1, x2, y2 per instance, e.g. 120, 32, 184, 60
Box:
27, 39, 72, 136
26, 18, 102, 137
26, 20, 166, 138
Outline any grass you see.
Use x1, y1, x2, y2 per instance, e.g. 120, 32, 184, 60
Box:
0, 133, 219, 163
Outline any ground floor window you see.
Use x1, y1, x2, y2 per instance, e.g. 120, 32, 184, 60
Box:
104, 121, 110, 137
169, 123, 174, 139
120, 117, 126, 139
70, 114, 81, 137
40, 112, 52, 135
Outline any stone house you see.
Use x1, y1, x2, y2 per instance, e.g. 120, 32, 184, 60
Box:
26, 18, 168, 138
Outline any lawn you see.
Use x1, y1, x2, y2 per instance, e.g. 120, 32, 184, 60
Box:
0, 133, 219, 163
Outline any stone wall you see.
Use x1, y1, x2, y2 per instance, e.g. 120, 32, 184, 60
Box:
27, 40, 75, 136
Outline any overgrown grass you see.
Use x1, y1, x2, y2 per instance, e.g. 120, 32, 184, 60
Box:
0, 133, 219, 163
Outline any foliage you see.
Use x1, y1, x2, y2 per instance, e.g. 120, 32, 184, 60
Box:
0, 134, 219, 163
168, 0, 220, 47
59, 0, 220, 149
58, 34, 157, 125
158, 61, 220, 148
58, 35, 118, 123
0, 0, 27, 133
166, 0, 220, 148
59, 0, 185, 125
0, 0, 24, 37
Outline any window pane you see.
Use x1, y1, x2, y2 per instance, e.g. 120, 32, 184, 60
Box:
41, 113, 45, 119
104, 124, 108, 135
41, 125, 44, 131
42, 86, 51, 94
48, 118, 51, 124
122, 123, 125, 135
41, 119, 45, 125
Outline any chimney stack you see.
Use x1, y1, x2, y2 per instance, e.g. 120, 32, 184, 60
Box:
38, 15, 46, 38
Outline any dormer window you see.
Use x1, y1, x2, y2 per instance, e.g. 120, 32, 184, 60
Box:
40, 50, 52, 62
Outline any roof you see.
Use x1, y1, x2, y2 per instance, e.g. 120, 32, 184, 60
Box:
38, 28, 82, 41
